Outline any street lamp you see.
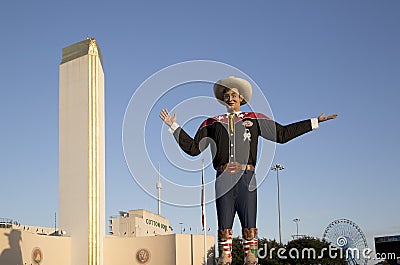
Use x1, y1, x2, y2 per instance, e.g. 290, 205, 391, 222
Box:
271, 163, 285, 245
179, 222, 183, 234
293, 218, 300, 239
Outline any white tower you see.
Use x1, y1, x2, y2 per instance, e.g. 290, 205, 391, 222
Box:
59, 38, 105, 265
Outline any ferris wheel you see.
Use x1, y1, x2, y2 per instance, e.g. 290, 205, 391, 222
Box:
323, 218, 369, 265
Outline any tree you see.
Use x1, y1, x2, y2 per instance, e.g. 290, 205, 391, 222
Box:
231, 237, 244, 265
257, 238, 283, 265
285, 236, 347, 265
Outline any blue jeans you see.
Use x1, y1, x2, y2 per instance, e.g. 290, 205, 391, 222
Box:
215, 170, 257, 230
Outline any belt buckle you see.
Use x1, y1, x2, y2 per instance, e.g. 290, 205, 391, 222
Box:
226, 162, 240, 173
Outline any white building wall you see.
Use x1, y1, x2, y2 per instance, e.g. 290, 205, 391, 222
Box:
59, 54, 90, 265
0, 228, 215, 265
109, 209, 172, 237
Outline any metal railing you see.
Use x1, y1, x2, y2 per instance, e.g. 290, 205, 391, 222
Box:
0, 218, 13, 228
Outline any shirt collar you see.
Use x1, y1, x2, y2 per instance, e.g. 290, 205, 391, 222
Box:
226, 111, 241, 116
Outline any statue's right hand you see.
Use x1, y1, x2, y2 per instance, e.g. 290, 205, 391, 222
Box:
159, 108, 177, 127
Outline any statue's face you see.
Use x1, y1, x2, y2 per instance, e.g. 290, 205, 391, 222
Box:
223, 88, 243, 112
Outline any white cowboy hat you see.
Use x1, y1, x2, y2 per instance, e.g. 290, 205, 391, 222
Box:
213, 76, 252, 105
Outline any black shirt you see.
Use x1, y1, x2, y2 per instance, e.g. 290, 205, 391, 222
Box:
173, 112, 313, 170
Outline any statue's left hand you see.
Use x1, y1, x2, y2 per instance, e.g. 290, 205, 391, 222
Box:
318, 113, 338, 123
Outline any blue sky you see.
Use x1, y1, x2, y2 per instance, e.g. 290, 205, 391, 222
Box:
0, 0, 399, 255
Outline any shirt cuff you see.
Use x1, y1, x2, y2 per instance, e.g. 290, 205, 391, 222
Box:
311, 118, 319, 130
168, 122, 180, 133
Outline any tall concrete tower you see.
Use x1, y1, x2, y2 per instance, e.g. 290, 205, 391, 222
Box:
59, 38, 105, 265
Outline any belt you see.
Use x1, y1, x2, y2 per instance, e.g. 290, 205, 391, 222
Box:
216, 162, 255, 173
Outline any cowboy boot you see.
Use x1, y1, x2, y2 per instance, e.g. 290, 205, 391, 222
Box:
217, 229, 233, 265
242, 228, 258, 265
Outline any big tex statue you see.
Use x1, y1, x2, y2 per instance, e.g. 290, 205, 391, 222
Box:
160, 76, 337, 265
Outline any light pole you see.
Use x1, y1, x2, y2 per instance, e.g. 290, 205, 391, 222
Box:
271, 163, 285, 245
293, 218, 300, 239
157, 162, 162, 215
179, 222, 183, 234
